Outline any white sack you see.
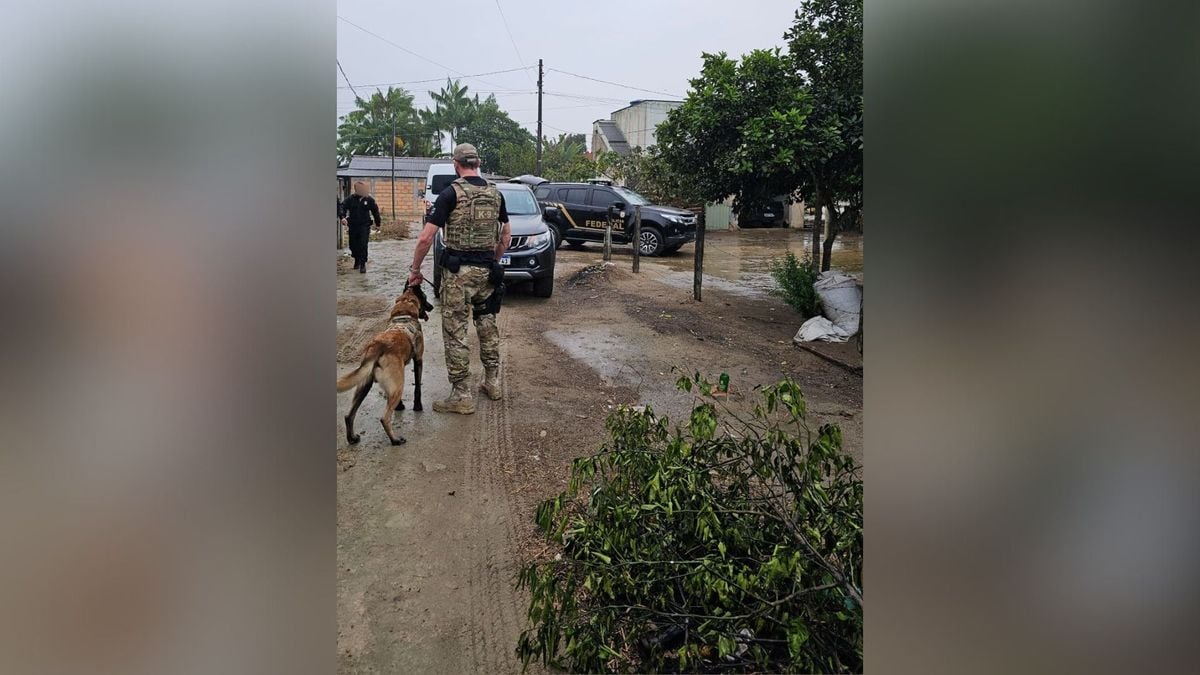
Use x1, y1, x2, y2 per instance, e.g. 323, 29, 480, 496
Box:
814, 271, 862, 335
794, 315, 851, 343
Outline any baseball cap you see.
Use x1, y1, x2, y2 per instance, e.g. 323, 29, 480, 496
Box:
452, 143, 479, 162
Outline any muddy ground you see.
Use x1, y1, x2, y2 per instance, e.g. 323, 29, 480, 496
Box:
336, 228, 863, 674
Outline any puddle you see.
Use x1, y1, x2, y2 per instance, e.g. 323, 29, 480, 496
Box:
544, 326, 646, 388
653, 272, 774, 298
658, 230, 863, 285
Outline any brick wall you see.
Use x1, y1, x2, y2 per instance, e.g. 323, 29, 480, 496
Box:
363, 177, 426, 222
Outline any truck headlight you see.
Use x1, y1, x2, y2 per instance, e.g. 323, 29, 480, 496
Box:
664, 214, 687, 224
528, 231, 552, 249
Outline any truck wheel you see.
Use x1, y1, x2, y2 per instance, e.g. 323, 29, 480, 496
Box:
567, 240, 586, 250
533, 275, 554, 298
638, 226, 664, 256
551, 226, 563, 249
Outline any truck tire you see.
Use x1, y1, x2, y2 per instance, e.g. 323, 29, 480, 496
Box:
567, 240, 586, 250
638, 226, 665, 256
533, 275, 554, 298
551, 225, 563, 249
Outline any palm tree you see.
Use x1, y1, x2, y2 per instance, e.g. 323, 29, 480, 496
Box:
418, 107, 445, 155
428, 79, 477, 147
337, 87, 435, 163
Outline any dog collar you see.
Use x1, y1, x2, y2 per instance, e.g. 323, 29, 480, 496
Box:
388, 315, 420, 336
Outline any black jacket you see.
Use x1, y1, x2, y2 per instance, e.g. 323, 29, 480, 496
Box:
341, 194, 381, 228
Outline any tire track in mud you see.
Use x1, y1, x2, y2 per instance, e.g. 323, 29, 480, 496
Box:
464, 312, 531, 674
336, 318, 388, 363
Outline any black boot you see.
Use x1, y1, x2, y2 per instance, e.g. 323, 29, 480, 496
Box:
359, 260, 367, 273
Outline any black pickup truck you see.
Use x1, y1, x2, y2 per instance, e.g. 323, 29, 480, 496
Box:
531, 181, 697, 256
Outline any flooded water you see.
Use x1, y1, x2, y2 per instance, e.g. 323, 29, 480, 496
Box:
656, 229, 862, 295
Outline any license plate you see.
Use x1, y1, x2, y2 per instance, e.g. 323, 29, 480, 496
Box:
499, 256, 511, 266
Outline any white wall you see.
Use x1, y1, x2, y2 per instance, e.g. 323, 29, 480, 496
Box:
612, 100, 681, 149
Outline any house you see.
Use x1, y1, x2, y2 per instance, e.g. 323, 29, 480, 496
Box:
336, 156, 509, 222
591, 99, 682, 156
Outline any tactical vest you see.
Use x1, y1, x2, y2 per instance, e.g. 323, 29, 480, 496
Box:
444, 178, 501, 252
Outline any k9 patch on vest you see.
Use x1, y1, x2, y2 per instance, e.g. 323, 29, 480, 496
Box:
445, 180, 502, 251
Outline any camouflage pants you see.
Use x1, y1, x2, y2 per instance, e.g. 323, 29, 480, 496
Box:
439, 265, 500, 384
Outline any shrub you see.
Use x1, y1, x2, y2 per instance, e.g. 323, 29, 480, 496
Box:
769, 252, 822, 318
516, 374, 863, 673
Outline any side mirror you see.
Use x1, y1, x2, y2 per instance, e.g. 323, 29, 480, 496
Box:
543, 205, 559, 219
611, 201, 626, 210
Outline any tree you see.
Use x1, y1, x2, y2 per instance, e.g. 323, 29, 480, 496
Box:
497, 141, 536, 177
656, 48, 835, 218
786, 0, 863, 270
429, 78, 478, 148
656, 0, 862, 270
539, 133, 591, 181
598, 147, 703, 208
336, 87, 436, 164
418, 107, 447, 156
456, 95, 535, 177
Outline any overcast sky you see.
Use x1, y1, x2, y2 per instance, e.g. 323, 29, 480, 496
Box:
337, 0, 801, 151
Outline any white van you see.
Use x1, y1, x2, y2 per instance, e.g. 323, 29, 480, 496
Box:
422, 162, 456, 215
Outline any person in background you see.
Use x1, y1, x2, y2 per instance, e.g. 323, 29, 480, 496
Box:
340, 181, 381, 273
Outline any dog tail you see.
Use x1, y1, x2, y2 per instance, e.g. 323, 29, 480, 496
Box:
337, 343, 383, 392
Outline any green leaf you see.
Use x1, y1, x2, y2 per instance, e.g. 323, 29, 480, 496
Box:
788, 621, 810, 658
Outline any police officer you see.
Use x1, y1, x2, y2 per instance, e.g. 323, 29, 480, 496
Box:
407, 143, 511, 414
340, 180, 381, 272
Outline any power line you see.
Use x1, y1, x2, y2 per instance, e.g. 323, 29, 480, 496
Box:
337, 15, 506, 90
544, 91, 628, 104
334, 66, 535, 90
546, 68, 684, 99
338, 89, 536, 98
507, 102, 612, 113
493, 0, 537, 88
336, 59, 360, 100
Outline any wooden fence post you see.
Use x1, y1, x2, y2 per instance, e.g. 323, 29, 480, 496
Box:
603, 206, 613, 261
632, 205, 641, 273
693, 208, 706, 301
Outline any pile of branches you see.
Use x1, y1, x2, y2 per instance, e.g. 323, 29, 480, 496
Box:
517, 373, 862, 673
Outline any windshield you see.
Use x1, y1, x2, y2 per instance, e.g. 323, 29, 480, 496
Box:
499, 187, 540, 215
429, 174, 455, 196
613, 186, 650, 206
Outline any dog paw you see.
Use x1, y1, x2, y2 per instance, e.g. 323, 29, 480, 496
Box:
391, 436, 407, 446
347, 434, 360, 445
395, 400, 406, 411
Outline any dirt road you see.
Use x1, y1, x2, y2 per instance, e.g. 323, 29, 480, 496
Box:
336, 228, 863, 674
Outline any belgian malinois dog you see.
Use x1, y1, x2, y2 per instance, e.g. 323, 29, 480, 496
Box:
338, 283, 433, 445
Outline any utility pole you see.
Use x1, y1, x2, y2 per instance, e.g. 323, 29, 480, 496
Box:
390, 112, 396, 223
536, 58, 544, 175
